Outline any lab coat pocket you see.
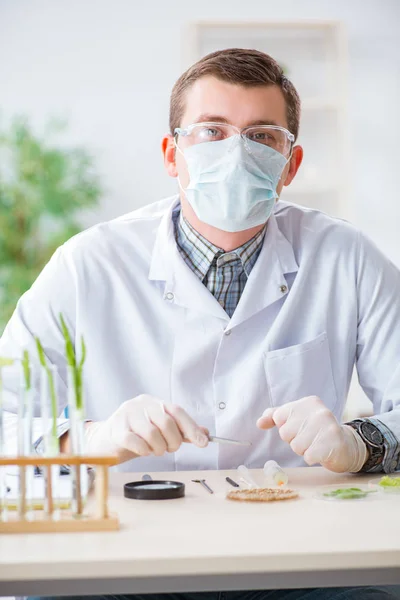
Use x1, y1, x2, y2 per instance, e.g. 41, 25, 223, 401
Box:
264, 332, 338, 411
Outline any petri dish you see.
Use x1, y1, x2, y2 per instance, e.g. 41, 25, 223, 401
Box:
124, 480, 185, 500
314, 484, 379, 501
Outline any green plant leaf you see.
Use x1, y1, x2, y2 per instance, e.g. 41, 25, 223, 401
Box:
0, 116, 102, 333
59, 313, 86, 412
35, 336, 58, 439
35, 336, 46, 366
323, 487, 375, 499
60, 313, 76, 369
0, 357, 14, 415
79, 337, 86, 371
0, 357, 14, 367
21, 349, 31, 390
379, 476, 400, 488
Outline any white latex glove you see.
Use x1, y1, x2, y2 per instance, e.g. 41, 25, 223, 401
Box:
257, 396, 368, 473
85, 395, 209, 464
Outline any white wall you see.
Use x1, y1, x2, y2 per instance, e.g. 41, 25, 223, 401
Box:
1, 0, 399, 416
0, 0, 400, 418
1, 0, 399, 257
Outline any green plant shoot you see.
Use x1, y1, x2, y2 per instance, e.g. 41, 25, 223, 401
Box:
0, 358, 14, 367
0, 357, 14, 403
60, 313, 86, 413
379, 476, 400, 488
21, 349, 31, 390
0, 357, 14, 452
35, 337, 58, 439
323, 487, 375, 499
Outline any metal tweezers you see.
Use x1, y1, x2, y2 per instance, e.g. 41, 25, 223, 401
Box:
192, 479, 214, 494
208, 436, 251, 446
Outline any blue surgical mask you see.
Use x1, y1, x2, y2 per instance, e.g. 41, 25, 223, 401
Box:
177, 135, 288, 232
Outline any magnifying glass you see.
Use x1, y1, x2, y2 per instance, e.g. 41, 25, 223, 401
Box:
124, 474, 185, 500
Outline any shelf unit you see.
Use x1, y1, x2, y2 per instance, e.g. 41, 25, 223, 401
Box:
186, 20, 350, 220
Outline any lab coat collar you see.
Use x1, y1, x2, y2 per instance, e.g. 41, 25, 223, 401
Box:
148, 197, 178, 282
149, 197, 298, 325
228, 211, 299, 329
149, 197, 228, 321
269, 207, 299, 276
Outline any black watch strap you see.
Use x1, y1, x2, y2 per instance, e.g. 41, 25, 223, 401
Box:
346, 419, 385, 471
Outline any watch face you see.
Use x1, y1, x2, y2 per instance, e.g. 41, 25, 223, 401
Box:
360, 421, 384, 447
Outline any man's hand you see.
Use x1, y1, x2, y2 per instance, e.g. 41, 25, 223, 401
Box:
257, 396, 368, 473
84, 395, 209, 464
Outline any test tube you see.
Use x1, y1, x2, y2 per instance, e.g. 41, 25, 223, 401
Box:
17, 362, 35, 519
67, 365, 87, 516
237, 465, 259, 488
40, 365, 60, 517
263, 460, 288, 487
0, 366, 6, 521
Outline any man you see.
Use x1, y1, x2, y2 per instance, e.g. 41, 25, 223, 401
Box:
2, 49, 400, 599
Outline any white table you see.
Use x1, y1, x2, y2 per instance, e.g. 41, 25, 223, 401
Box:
0, 467, 399, 596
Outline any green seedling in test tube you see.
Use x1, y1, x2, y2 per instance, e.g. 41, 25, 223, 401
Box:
0, 357, 14, 519
60, 314, 87, 516
36, 338, 58, 448
0, 357, 15, 452
60, 314, 86, 415
21, 350, 31, 390
19, 350, 33, 453
18, 350, 34, 518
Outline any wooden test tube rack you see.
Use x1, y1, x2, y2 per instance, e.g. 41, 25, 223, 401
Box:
0, 455, 119, 533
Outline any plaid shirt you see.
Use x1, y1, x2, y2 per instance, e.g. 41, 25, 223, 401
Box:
173, 208, 266, 317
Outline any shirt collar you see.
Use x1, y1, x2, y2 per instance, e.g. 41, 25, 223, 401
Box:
174, 208, 221, 281
174, 206, 266, 280
148, 196, 299, 324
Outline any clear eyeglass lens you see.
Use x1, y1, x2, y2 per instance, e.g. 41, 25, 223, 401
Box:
189, 123, 235, 144
177, 123, 291, 156
243, 127, 290, 155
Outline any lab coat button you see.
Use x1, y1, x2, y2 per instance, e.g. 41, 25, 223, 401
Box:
280, 285, 288, 294
165, 292, 175, 302
219, 402, 226, 410
224, 329, 231, 336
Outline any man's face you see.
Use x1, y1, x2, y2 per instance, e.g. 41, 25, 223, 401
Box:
163, 75, 302, 196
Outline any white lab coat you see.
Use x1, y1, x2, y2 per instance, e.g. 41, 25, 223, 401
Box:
1, 195, 400, 472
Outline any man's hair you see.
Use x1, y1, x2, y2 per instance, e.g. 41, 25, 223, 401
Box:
169, 48, 301, 140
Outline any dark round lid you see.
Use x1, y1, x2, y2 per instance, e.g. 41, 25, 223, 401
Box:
123, 480, 185, 500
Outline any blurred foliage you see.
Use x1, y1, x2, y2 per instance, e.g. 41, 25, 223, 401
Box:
0, 117, 101, 332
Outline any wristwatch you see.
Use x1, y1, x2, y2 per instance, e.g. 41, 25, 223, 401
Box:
346, 419, 385, 471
